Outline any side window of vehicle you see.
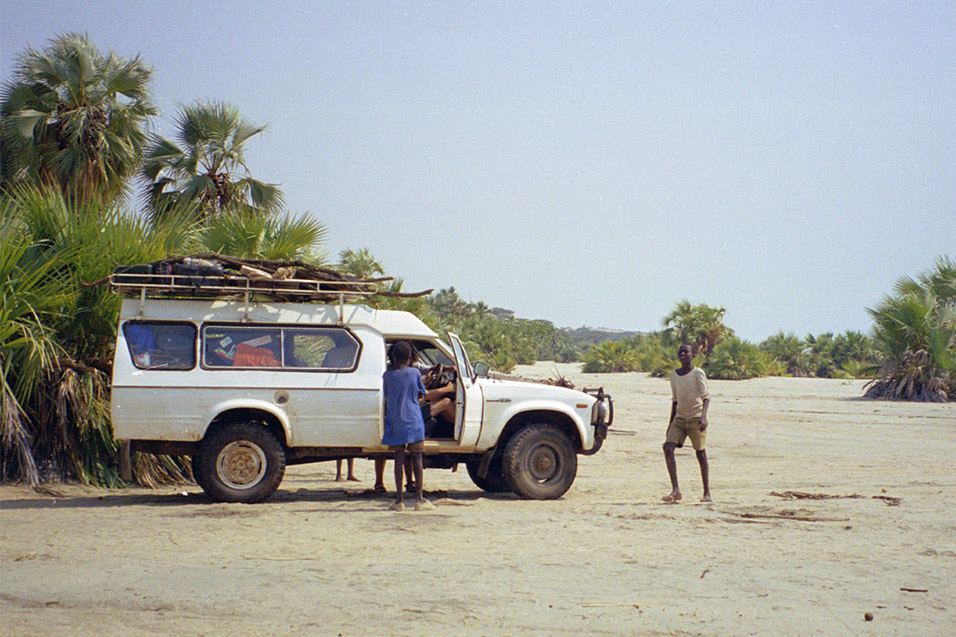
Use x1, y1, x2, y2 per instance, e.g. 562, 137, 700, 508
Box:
286, 329, 359, 370
204, 327, 282, 368
201, 326, 359, 371
123, 322, 196, 370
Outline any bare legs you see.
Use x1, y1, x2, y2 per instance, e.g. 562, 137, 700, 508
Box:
374, 457, 413, 492
663, 443, 711, 502
697, 449, 711, 502
663, 442, 682, 502
335, 458, 358, 482
391, 449, 429, 511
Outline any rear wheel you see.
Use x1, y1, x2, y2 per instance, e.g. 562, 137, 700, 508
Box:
466, 455, 511, 493
503, 424, 577, 500
197, 423, 285, 503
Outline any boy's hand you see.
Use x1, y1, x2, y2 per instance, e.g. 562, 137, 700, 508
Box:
699, 416, 708, 431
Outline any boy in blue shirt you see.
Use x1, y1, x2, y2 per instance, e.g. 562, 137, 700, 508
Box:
382, 341, 453, 511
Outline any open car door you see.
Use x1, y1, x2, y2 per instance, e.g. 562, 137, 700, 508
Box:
448, 333, 483, 448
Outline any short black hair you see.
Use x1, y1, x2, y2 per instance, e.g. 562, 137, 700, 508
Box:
389, 340, 413, 368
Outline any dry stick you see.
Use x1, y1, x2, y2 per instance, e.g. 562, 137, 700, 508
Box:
900, 588, 929, 593
769, 490, 863, 500
581, 603, 640, 608
243, 556, 323, 561
737, 513, 851, 522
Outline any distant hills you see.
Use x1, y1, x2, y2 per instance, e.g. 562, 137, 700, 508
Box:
562, 326, 645, 346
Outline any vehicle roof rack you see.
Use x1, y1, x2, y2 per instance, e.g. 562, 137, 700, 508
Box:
102, 254, 431, 303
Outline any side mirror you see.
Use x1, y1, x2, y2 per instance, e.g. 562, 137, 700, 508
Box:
473, 362, 490, 378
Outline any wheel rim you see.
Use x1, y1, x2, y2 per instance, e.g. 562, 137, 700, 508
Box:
525, 441, 561, 483
217, 441, 267, 489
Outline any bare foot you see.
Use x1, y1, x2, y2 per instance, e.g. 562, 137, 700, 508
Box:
662, 492, 682, 503
414, 499, 434, 511
347, 476, 361, 482
335, 476, 344, 482
701, 493, 713, 503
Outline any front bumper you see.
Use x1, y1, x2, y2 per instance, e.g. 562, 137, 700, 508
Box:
581, 387, 613, 455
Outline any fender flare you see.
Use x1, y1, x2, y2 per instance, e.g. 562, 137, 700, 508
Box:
200, 399, 293, 445
491, 399, 591, 450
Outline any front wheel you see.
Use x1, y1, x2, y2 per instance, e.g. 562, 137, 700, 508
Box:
503, 424, 577, 500
197, 423, 286, 503
466, 456, 511, 493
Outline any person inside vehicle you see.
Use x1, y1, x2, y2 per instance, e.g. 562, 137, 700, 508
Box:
411, 347, 456, 434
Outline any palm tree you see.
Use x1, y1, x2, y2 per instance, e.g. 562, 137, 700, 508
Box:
866, 288, 955, 401
338, 247, 385, 279
663, 301, 734, 358
430, 287, 468, 317
1, 33, 155, 201
200, 210, 327, 261
894, 256, 956, 309
1, 214, 75, 485
141, 101, 283, 220
3, 184, 195, 485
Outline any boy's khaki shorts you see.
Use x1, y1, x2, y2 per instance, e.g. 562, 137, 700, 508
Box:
665, 415, 706, 451
389, 440, 424, 453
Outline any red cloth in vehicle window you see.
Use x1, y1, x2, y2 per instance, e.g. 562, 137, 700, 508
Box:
233, 343, 280, 367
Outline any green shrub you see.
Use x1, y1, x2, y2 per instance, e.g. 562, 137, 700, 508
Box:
705, 339, 771, 380
581, 341, 639, 373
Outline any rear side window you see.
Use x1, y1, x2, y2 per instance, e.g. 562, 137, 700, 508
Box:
202, 326, 360, 371
123, 322, 197, 370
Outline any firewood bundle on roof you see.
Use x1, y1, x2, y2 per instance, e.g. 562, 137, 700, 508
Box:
102, 254, 431, 303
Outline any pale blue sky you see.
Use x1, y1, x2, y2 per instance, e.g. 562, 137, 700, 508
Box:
3, 1, 954, 340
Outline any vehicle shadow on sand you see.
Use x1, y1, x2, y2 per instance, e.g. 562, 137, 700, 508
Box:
1, 485, 514, 511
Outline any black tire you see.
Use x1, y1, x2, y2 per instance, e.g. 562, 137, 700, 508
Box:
190, 454, 207, 493
197, 423, 286, 503
465, 456, 512, 493
502, 424, 577, 500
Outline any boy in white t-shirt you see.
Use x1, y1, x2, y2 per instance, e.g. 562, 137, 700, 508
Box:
663, 343, 712, 503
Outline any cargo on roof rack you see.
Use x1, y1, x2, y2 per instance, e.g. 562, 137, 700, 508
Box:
103, 254, 429, 302
109, 270, 376, 302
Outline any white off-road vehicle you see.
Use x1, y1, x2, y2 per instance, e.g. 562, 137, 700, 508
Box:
110, 271, 611, 503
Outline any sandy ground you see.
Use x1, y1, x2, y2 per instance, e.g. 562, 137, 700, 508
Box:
2, 362, 954, 636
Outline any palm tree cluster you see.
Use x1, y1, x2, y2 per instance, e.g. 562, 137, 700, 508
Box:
865, 258, 955, 401
1, 34, 328, 486
580, 301, 879, 381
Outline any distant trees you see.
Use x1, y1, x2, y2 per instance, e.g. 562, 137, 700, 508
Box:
422, 288, 578, 372
577, 300, 879, 382
338, 247, 385, 279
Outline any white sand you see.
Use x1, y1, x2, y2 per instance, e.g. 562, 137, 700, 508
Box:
2, 363, 954, 635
